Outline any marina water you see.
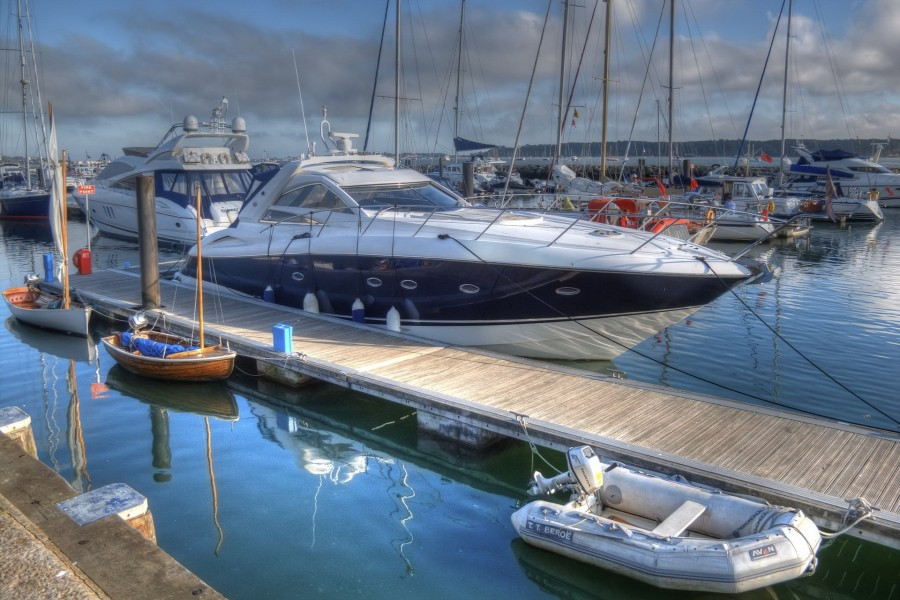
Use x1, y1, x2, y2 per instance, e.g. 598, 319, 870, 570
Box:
1, 216, 899, 599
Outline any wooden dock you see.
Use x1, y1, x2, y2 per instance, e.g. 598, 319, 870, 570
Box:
63, 268, 900, 549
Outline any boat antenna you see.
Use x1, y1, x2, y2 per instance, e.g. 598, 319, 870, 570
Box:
292, 48, 311, 155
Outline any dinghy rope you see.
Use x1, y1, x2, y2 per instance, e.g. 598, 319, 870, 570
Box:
514, 413, 563, 475
820, 497, 877, 539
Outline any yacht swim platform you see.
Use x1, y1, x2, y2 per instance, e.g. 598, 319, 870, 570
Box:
55, 267, 900, 550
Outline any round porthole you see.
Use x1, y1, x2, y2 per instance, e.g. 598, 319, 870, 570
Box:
291, 272, 305, 282
556, 287, 580, 296
366, 277, 383, 287
400, 280, 417, 290
459, 284, 480, 294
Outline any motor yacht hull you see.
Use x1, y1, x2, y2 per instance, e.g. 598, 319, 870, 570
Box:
184, 135, 752, 362
78, 187, 241, 245
181, 238, 748, 361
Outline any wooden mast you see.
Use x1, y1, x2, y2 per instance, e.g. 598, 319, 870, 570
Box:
195, 183, 205, 349
61, 149, 70, 309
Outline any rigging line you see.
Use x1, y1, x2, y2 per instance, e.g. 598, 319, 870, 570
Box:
732, 2, 784, 171
684, 0, 740, 144
810, 1, 854, 143
438, 231, 899, 431
559, 0, 601, 159
410, 0, 443, 149
681, 2, 723, 145
364, 0, 390, 152
702, 257, 900, 430
502, 0, 553, 202
620, 0, 665, 170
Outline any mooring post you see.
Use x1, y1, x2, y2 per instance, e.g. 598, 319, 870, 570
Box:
463, 161, 475, 197
136, 174, 160, 308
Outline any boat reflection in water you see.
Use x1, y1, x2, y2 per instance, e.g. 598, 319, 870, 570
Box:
105, 364, 236, 553
104, 364, 238, 421
5, 316, 98, 363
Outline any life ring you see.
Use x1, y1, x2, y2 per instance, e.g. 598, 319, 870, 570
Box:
219, 152, 230, 164
706, 208, 715, 221
201, 152, 213, 164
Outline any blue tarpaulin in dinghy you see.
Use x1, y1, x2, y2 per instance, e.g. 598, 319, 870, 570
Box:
121, 332, 198, 357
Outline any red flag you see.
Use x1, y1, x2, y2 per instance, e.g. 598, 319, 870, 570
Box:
689, 177, 698, 191
760, 151, 774, 163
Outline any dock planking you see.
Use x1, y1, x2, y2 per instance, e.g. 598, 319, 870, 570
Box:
64, 268, 900, 548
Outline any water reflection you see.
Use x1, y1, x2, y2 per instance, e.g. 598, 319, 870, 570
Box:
5, 317, 98, 363
104, 365, 239, 420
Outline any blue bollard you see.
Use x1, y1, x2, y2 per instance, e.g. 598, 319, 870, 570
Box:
273, 323, 293, 353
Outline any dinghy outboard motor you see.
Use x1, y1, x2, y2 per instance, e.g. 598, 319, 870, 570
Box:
128, 312, 150, 332
528, 446, 605, 497
24, 273, 40, 288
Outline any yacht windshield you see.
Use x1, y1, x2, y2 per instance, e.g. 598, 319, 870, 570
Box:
343, 182, 465, 210
156, 170, 251, 208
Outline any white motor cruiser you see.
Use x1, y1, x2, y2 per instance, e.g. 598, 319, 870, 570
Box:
512, 446, 822, 594
74, 98, 253, 245
179, 115, 754, 361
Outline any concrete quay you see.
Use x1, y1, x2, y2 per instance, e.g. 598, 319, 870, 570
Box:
0, 408, 225, 600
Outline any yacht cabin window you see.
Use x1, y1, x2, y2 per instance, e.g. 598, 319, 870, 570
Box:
344, 182, 464, 210
262, 183, 350, 224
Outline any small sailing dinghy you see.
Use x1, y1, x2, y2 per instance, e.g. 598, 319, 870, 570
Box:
3, 108, 91, 336
511, 446, 822, 594
4, 275, 90, 336
101, 183, 235, 382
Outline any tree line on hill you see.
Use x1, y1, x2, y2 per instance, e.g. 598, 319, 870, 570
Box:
502, 138, 898, 159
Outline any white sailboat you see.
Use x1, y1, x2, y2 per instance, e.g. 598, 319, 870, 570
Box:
3, 105, 92, 336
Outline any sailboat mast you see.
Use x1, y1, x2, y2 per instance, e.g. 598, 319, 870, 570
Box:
667, 0, 675, 183
453, 0, 466, 160
195, 184, 205, 349
61, 150, 70, 309
16, 0, 31, 188
394, 0, 401, 166
600, 0, 612, 179
556, 0, 570, 162
779, 0, 793, 185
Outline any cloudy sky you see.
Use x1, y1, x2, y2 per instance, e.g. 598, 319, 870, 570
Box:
3, 0, 896, 160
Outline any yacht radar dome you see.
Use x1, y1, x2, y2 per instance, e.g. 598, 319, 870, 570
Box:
231, 116, 246, 133
183, 115, 199, 132
328, 131, 359, 153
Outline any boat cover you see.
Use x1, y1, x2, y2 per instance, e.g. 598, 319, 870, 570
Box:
807, 149, 857, 162
453, 136, 496, 152
121, 332, 198, 357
